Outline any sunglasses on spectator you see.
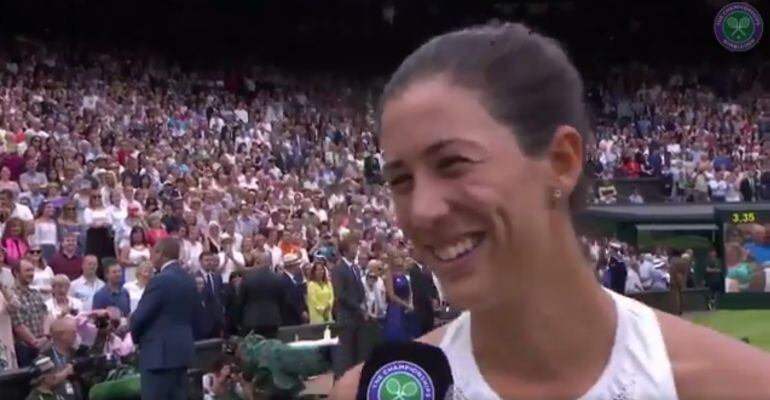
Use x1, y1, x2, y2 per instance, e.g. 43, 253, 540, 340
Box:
28, 250, 42, 255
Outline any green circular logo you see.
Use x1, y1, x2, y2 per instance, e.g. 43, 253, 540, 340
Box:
366, 361, 434, 400
380, 372, 422, 400
723, 10, 755, 42
714, 3, 763, 52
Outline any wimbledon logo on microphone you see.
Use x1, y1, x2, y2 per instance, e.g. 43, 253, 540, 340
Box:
367, 361, 435, 400
714, 2, 763, 52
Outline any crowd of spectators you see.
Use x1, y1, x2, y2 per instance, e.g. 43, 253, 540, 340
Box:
0, 40, 446, 400
585, 64, 770, 204
0, 37, 765, 396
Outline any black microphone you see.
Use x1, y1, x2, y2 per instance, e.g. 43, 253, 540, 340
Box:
356, 341, 454, 400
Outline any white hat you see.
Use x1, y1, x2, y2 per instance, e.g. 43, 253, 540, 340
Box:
282, 252, 301, 265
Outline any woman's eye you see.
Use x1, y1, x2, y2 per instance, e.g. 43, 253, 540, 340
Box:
437, 156, 472, 172
387, 174, 412, 189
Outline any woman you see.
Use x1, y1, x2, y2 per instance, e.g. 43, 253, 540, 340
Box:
240, 236, 261, 269
34, 201, 58, 262
58, 201, 83, 252
332, 23, 770, 399
0, 166, 20, 195
28, 243, 54, 301
306, 261, 334, 324
124, 262, 154, 313
144, 212, 168, 247
382, 254, 416, 342
45, 274, 82, 318
1, 217, 28, 266
83, 190, 116, 272
0, 284, 17, 371
182, 226, 204, 273
118, 226, 151, 283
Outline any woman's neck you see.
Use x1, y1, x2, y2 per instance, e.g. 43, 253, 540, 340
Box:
54, 294, 68, 304
470, 227, 616, 392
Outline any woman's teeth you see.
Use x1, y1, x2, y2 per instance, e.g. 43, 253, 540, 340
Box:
432, 235, 481, 261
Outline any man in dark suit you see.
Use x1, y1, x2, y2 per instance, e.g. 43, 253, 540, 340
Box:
130, 238, 199, 400
278, 253, 308, 327
199, 251, 225, 337
331, 234, 366, 378
237, 256, 287, 339
408, 259, 439, 336
740, 170, 759, 202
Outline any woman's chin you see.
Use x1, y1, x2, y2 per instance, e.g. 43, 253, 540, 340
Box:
442, 281, 495, 311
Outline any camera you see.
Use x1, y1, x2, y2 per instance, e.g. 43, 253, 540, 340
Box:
94, 315, 110, 330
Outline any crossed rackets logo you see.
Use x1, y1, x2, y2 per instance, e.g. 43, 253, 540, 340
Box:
380, 373, 421, 400
714, 2, 763, 52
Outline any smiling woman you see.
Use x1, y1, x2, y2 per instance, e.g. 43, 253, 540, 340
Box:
330, 23, 770, 400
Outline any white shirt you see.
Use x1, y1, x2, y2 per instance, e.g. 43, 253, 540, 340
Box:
362, 277, 387, 319
45, 296, 83, 318
34, 220, 58, 246
218, 251, 245, 282
11, 203, 33, 222
440, 290, 679, 400
31, 266, 55, 300
123, 280, 146, 313
69, 276, 105, 311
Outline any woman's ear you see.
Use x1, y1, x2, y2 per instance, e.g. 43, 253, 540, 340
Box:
548, 125, 584, 195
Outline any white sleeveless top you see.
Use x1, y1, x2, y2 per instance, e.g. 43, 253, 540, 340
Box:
439, 291, 679, 400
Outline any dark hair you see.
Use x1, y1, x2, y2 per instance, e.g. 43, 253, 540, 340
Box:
129, 226, 147, 247
379, 22, 592, 210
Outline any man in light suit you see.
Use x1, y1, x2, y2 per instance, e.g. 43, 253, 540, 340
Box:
130, 237, 199, 400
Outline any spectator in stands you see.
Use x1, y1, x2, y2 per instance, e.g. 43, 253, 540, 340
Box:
28, 243, 54, 302
49, 234, 83, 281
69, 255, 104, 312
2, 217, 28, 266
91, 262, 130, 318
118, 226, 151, 283
10, 259, 49, 367
124, 261, 154, 313
57, 203, 83, 253
0, 283, 18, 371
33, 202, 58, 262
45, 274, 82, 319
306, 260, 334, 324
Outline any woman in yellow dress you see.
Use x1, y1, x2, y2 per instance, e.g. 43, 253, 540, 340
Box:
306, 261, 334, 324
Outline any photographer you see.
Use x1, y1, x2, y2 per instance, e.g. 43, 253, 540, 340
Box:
75, 307, 133, 358
25, 356, 71, 400
202, 357, 254, 400
39, 317, 83, 400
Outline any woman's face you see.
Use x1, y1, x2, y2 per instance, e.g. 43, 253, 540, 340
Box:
313, 265, 325, 281
131, 229, 144, 244
379, 78, 581, 309
8, 222, 22, 236
0, 167, 10, 180
43, 203, 55, 217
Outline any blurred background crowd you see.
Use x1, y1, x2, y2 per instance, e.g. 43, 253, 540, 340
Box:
0, 0, 764, 398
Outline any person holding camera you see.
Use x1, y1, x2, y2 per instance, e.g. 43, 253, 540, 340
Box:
39, 317, 83, 400
202, 358, 254, 400
25, 356, 71, 400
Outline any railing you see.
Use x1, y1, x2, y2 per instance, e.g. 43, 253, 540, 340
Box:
0, 293, 707, 399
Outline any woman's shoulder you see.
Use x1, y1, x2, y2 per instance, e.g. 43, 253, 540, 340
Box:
657, 311, 770, 400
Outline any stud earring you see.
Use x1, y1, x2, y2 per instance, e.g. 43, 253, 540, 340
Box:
552, 188, 562, 200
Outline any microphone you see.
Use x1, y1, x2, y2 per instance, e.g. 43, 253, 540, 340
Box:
356, 341, 454, 400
